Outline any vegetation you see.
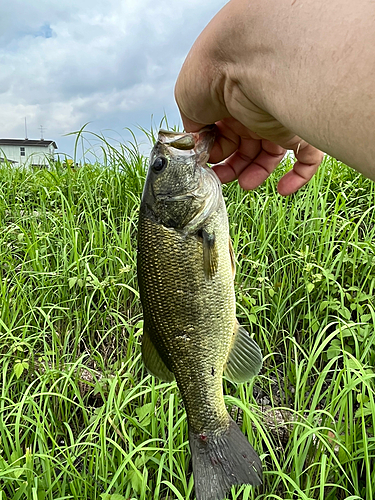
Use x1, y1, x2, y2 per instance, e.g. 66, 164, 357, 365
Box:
0, 131, 374, 500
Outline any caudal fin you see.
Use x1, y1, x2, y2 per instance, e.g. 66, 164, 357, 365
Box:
189, 418, 262, 500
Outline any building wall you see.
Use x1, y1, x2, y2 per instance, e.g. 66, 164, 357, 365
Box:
0, 144, 55, 166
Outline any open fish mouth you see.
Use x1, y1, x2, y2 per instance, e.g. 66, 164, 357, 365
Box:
157, 125, 216, 152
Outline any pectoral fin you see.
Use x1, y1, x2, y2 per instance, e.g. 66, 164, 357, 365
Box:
142, 328, 175, 382
202, 229, 218, 280
224, 324, 263, 383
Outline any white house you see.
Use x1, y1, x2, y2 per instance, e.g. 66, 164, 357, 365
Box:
0, 139, 57, 166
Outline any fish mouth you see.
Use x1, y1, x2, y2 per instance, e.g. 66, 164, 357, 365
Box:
158, 131, 196, 151
157, 125, 216, 153
155, 193, 197, 202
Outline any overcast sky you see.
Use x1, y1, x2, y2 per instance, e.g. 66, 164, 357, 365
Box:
0, 0, 227, 159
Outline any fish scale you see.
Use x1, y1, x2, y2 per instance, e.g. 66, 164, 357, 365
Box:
138, 207, 234, 431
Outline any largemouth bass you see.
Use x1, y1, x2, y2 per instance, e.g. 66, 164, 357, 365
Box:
137, 126, 263, 500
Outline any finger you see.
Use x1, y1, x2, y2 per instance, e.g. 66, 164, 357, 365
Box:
277, 142, 324, 196
209, 127, 239, 164
212, 139, 262, 183
174, 57, 230, 130
213, 139, 286, 187
209, 119, 260, 163
179, 113, 207, 133
237, 141, 286, 190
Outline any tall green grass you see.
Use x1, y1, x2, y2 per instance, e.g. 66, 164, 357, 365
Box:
0, 133, 374, 500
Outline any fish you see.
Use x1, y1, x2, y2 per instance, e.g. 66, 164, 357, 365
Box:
137, 126, 263, 500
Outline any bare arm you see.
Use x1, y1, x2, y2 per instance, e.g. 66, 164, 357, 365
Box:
175, 0, 375, 195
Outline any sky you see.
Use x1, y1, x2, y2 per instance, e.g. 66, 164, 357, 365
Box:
0, 0, 228, 159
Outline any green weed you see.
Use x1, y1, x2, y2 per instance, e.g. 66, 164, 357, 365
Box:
0, 134, 374, 500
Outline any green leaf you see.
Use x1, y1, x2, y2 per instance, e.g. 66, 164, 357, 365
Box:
0, 456, 9, 470
10, 451, 21, 463
357, 327, 369, 341
68, 277, 78, 289
357, 292, 372, 302
306, 282, 314, 293
248, 314, 257, 324
127, 469, 142, 494
361, 314, 372, 322
346, 358, 360, 370
340, 307, 351, 320
327, 346, 341, 359
355, 404, 374, 418
14, 363, 24, 379
326, 339, 341, 359
37, 489, 46, 500
319, 301, 329, 312
135, 403, 153, 424
311, 320, 320, 334
11, 467, 24, 479
135, 453, 152, 468
344, 345, 353, 354
357, 394, 369, 404
340, 326, 353, 337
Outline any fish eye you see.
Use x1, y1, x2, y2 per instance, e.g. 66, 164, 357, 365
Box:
151, 156, 168, 173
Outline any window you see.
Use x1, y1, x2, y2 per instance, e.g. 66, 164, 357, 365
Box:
20, 147, 25, 157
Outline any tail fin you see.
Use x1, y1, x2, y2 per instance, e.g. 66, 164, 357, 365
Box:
189, 418, 262, 500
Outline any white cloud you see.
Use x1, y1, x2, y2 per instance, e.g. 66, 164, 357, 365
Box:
0, 0, 228, 156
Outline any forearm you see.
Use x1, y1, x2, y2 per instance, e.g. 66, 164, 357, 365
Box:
176, 0, 375, 180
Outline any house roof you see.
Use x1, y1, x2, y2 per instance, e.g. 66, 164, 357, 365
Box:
0, 157, 17, 164
0, 139, 58, 149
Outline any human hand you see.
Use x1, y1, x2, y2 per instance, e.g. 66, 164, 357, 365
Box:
177, 87, 324, 197
191, 117, 323, 197
174, 0, 326, 196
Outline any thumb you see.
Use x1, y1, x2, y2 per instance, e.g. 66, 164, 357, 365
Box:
178, 112, 207, 134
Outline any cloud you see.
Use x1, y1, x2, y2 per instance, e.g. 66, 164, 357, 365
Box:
0, 0, 227, 156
